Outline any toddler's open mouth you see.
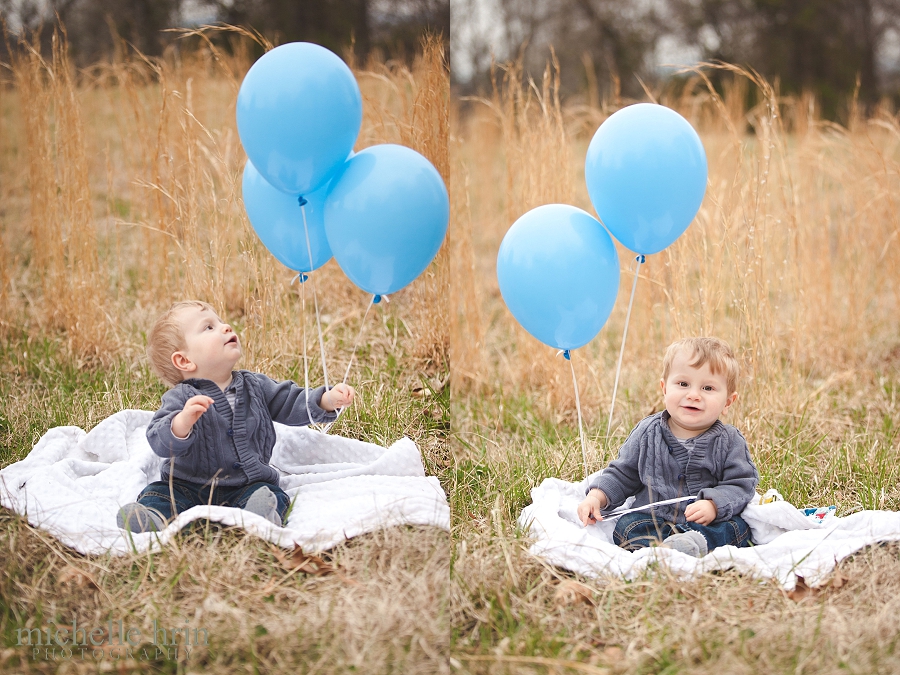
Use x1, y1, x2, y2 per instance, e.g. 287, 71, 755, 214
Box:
226, 335, 239, 345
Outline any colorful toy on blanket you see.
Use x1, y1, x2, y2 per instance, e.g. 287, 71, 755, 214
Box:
758, 488, 836, 522
803, 506, 837, 522
760, 488, 784, 504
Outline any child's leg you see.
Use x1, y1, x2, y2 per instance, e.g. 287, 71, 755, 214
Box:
224, 482, 291, 525
679, 515, 752, 553
613, 512, 678, 551
135, 479, 204, 519
118, 479, 203, 532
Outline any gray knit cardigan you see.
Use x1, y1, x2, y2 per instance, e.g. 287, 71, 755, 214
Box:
146, 370, 336, 487
587, 411, 759, 524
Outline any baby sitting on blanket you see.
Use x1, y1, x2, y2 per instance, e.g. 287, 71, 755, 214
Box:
577, 337, 759, 557
117, 300, 355, 533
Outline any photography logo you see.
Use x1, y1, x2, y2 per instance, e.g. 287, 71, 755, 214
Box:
17, 618, 208, 662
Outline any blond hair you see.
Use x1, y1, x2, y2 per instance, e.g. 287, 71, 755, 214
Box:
147, 300, 216, 387
662, 337, 740, 395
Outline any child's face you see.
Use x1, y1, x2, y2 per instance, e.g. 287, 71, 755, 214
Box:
172, 306, 242, 380
660, 348, 737, 438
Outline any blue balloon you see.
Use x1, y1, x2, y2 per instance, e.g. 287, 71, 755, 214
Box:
585, 103, 707, 255
242, 161, 332, 273
324, 144, 449, 296
237, 42, 362, 196
497, 204, 620, 350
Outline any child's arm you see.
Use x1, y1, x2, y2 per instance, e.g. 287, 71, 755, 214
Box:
146, 388, 204, 457
577, 489, 608, 526
585, 418, 648, 512
697, 429, 759, 523
256, 374, 340, 426
171, 395, 215, 438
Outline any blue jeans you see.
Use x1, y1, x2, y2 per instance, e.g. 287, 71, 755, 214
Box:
612, 511, 752, 553
135, 478, 291, 522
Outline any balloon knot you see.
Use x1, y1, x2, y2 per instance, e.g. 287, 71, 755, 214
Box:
563, 349, 571, 361
297, 196, 308, 207
291, 273, 309, 285
373, 294, 382, 304
636, 254, 646, 264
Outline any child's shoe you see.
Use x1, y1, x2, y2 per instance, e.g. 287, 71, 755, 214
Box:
244, 486, 282, 526
117, 503, 165, 533
662, 530, 708, 557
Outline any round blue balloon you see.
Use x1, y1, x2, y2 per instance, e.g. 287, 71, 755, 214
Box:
497, 204, 620, 350
324, 144, 449, 296
242, 160, 332, 273
237, 42, 362, 196
585, 103, 707, 255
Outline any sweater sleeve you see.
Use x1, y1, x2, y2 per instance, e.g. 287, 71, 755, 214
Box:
255, 374, 338, 426
146, 386, 197, 458
697, 428, 759, 522
587, 420, 647, 511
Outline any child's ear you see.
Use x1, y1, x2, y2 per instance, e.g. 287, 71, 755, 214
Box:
172, 352, 196, 374
723, 391, 738, 413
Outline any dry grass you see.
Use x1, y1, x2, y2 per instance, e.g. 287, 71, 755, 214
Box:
0, 28, 449, 674
0, 510, 449, 674
450, 60, 900, 671
452, 528, 900, 674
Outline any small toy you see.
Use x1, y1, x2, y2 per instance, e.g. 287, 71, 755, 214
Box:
802, 505, 837, 521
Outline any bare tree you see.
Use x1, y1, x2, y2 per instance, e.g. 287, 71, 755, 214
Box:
670, 0, 900, 117
0, 0, 446, 66
455, 0, 665, 100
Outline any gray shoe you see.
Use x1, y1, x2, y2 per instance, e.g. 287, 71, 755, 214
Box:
244, 486, 282, 526
117, 503, 165, 533
663, 530, 709, 557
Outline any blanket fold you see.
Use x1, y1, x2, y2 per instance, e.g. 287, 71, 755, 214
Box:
0, 410, 449, 555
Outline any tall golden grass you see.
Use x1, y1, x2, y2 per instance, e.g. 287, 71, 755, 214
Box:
1, 28, 449, 380
452, 59, 900, 457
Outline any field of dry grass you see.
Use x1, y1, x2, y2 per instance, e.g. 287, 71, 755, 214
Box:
449, 61, 900, 673
0, 29, 450, 674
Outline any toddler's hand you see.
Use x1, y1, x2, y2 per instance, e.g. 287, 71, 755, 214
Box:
321, 383, 355, 412
172, 395, 214, 439
577, 489, 608, 527
684, 499, 717, 526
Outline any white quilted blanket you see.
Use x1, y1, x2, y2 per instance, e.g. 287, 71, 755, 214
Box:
0, 410, 449, 555
519, 475, 900, 590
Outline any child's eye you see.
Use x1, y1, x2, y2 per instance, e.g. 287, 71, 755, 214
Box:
703, 385, 714, 391
678, 381, 688, 387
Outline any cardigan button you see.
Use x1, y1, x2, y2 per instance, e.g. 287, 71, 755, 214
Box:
232, 462, 242, 470
226, 429, 234, 437
677, 473, 685, 480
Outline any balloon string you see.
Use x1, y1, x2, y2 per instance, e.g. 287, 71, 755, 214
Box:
566, 350, 589, 481
300, 203, 330, 390
606, 254, 645, 449
296, 272, 315, 431
322, 294, 377, 434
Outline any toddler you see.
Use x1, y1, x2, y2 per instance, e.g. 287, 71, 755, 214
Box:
118, 300, 355, 532
577, 337, 758, 557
